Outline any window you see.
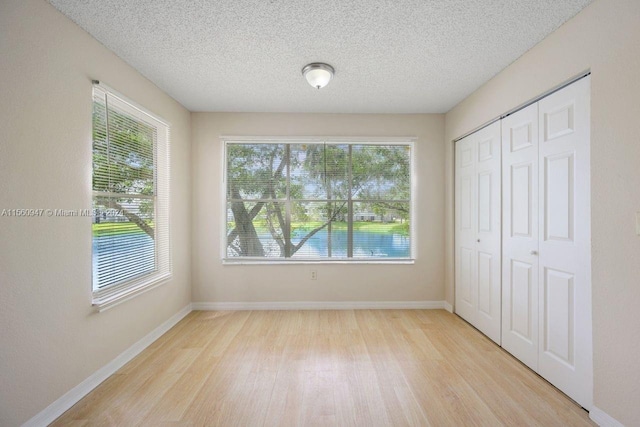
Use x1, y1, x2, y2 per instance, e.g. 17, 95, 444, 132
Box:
224, 139, 413, 261
91, 83, 171, 310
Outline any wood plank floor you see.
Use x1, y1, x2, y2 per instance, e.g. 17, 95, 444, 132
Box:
52, 310, 594, 426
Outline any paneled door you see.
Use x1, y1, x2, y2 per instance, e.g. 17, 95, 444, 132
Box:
501, 103, 540, 370
455, 121, 502, 344
537, 76, 592, 409
455, 132, 477, 325
501, 76, 592, 409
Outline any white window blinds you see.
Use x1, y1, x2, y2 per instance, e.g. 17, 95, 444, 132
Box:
92, 84, 171, 308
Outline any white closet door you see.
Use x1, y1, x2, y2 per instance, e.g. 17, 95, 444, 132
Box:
473, 122, 502, 343
455, 133, 477, 324
455, 121, 501, 344
537, 76, 592, 409
501, 103, 539, 370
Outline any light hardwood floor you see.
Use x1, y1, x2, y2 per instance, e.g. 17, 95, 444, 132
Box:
52, 310, 594, 426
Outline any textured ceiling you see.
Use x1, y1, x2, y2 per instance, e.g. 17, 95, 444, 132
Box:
49, 0, 593, 113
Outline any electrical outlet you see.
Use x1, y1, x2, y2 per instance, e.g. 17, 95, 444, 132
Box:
636, 212, 640, 236
310, 270, 317, 280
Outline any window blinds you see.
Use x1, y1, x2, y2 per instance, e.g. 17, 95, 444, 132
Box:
92, 85, 171, 293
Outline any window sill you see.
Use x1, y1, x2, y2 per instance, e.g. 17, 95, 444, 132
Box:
92, 272, 172, 312
222, 259, 415, 265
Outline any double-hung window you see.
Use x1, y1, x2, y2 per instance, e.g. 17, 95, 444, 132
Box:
224, 139, 413, 261
91, 83, 171, 310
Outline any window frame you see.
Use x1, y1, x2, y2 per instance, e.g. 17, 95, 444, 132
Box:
221, 136, 416, 264
91, 82, 172, 311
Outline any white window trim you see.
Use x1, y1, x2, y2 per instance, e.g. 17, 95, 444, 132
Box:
222, 259, 416, 265
91, 82, 172, 311
221, 136, 417, 263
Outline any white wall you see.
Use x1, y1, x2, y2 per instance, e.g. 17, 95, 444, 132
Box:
444, 0, 640, 424
191, 113, 445, 304
0, 1, 192, 425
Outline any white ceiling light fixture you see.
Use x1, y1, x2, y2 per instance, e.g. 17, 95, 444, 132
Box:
302, 63, 334, 89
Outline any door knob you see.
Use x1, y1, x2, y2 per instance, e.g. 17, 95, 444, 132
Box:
530, 250, 538, 255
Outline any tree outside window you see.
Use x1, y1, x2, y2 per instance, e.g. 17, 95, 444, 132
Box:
225, 141, 412, 260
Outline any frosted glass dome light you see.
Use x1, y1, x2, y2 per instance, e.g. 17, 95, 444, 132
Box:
302, 63, 334, 89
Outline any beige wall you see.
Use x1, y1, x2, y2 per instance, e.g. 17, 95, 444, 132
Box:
191, 113, 445, 303
0, 1, 192, 425
444, 0, 640, 424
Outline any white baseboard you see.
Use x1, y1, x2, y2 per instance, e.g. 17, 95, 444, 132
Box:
443, 301, 453, 313
192, 300, 447, 311
23, 304, 193, 427
590, 406, 624, 427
